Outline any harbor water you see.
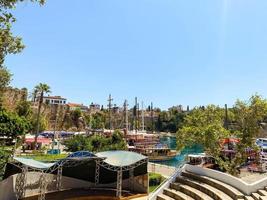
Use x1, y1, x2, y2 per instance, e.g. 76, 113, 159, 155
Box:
154, 136, 203, 167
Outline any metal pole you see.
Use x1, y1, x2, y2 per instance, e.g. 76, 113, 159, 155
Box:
134, 97, 137, 133
151, 102, 154, 133
108, 94, 113, 131
15, 166, 28, 199
116, 168, 122, 197
95, 160, 100, 186
124, 100, 129, 133
56, 165, 63, 191
141, 101, 145, 131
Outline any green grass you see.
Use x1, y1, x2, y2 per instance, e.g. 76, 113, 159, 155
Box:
149, 172, 166, 193
149, 185, 159, 193
21, 153, 68, 162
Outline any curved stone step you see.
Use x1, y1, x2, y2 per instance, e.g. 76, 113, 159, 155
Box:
260, 196, 267, 200
182, 171, 244, 200
157, 193, 175, 200
252, 193, 262, 200
176, 176, 233, 200
163, 188, 194, 200
245, 196, 255, 200
258, 190, 267, 196
170, 182, 213, 200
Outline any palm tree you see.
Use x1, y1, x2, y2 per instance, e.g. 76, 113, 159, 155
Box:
34, 83, 51, 150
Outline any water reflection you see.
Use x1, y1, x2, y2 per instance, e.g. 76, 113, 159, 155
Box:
153, 136, 203, 167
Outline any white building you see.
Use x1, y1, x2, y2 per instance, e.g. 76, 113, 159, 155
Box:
42, 96, 67, 105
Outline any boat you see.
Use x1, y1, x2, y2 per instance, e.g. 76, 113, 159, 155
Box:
186, 153, 215, 168
256, 138, 267, 146
256, 138, 267, 162
126, 131, 178, 162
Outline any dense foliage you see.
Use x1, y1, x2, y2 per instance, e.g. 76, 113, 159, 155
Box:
149, 173, 165, 192
64, 130, 127, 153
0, 146, 11, 180
177, 95, 267, 175
0, 0, 45, 67
155, 110, 185, 133
0, 108, 29, 139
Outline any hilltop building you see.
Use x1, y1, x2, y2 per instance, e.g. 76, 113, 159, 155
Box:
33, 95, 67, 106
44, 96, 67, 105
89, 102, 100, 113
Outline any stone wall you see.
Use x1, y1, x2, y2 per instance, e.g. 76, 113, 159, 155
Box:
3, 87, 28, 111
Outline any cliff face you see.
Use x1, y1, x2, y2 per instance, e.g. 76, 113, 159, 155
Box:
2, 87, 28, 111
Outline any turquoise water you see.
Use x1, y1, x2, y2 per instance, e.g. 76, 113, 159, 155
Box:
153, 136, 203, 167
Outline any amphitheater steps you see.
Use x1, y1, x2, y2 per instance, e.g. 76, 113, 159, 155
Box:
157, 193, 175, 200
258, 190, 267, 196
251, 192, 267, 200
176, 176, 234, 200
181, 171, 244, 200
245, 196, 255, 200
154, 170, 267, 200
170, 182, 213, 200
163, 188, 194, 200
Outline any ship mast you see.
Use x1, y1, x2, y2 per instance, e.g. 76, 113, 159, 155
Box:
124, 100, 129, 133
107, 94, 113, 131
141, 101, 145, 131
151, 102, 154, 134
134, 97, 138, 133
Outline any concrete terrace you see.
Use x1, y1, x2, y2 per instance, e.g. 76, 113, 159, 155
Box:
152, 165, 267, 200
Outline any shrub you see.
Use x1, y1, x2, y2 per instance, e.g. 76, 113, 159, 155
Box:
149, 173, 164, 186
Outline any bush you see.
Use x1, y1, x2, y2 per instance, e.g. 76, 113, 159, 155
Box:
149, 173, 164, 186
64, 130, 127, 153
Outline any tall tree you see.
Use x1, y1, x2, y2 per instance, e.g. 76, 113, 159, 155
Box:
0, 108, 29, 140
34, 83, 50, 149
232, 95, 267, 167
0, 0, 45, 67
0, 67, 11, 106
177, 105, 237, 173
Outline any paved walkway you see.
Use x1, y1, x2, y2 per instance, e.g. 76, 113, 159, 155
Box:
240, 171, 267, 184
148, 162, 176, 177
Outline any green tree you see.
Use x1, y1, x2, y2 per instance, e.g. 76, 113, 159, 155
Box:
64, 135, 92, 152
33, 83, 51, 149
0, 108, 30, 140
0, 67, 11, 106
90, 112, 106, 129
15, 100, 32, 117
0, 145, 11, 180
64, 130, 126, 153
232, 95, 267, 167
70, 108, 82, 129
177, 105, 235, 173
0, 0, 45, 67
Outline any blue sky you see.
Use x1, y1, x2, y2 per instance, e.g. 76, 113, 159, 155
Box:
5, 0, 267, 109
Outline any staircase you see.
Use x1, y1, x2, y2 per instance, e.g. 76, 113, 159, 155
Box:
155, 171, 267, 200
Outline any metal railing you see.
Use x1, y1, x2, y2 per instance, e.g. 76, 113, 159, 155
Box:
148, 161, 186, 200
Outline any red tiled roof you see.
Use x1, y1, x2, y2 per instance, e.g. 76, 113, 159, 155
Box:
25, 138, 52, 144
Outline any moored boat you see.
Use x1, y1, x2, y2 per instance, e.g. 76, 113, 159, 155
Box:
126, 131, 178, 161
